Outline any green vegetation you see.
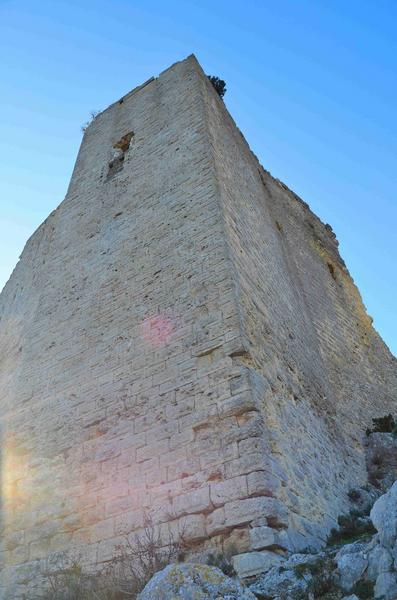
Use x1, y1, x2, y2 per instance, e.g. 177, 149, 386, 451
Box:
205, 551, 236, 577
293, 556, 336, 598
351, 578, 375, 599
327, 511, 376, 546
366, 413, 396, 436
207, 75, 227, 98
81, 110, 101, 133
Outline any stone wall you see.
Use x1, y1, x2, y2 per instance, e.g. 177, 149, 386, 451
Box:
203, 71, 397, 546
0, 55, 395, 596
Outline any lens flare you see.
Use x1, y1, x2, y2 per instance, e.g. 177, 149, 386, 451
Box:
140, 313, 176, 347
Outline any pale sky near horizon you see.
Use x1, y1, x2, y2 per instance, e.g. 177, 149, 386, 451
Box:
0, 0, 396, 355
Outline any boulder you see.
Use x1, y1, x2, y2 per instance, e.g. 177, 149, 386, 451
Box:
374, 570, 397, 600
370, 480, 397, 548
367, 543, 393, 579
137, 563, 257, 600
232, 550, 284, 578
248, 553, 331, 600
335, 541, 369, 592
249, 567, 309, 599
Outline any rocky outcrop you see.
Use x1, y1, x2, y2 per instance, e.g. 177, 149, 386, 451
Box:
137, 563, 256, 600
139, 470, 397, 599
248, 478, 397, 599
368, 480, 397, 598
248, 552, 335, 599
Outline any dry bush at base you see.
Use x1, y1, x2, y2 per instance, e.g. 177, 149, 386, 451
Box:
35, 514, 186, 599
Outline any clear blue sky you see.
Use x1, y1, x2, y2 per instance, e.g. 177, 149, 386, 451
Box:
0, 0, 396, 355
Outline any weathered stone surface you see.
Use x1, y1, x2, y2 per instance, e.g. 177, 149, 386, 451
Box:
365, 432, 397, 492
232, 551, 283, 578
367, 543, 393, 579
374, 571, 397, 600
336, 549, 368, 591
248, 553, 327, 599
137, 563, 257, 600
347, 483, 382, 515
249, 526, 279, 550
0, 53, 396, 597
370, 480, 397, 548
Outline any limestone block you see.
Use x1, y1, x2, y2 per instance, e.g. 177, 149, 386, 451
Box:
182, 514, 207, 542
276, 528, 318, 553
206, 506, 226, 536
224, 453, 266, 479
114, 510, 143, 536
89, 518, 115, 543
105, 495, 136, 517
172, 486, 211, 518
225, 497, 288, 529
232, 550, 283, 578
218, 392, 257, 418
49, 531, 73, 552
249, 526, 279, 550
210, 475, 248, 507
206, 496, 288, 538
224, 527, 251, 554
247, 470, 281, 498
96, 536, 125, 563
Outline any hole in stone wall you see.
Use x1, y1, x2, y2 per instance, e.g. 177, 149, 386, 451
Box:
107, 154, 124, 178
327, 262, 336, 280
113, 131, 134, 152
275, 220, 283, 232
106, 131, 134, 179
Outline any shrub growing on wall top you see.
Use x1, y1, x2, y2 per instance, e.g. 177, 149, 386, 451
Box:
207, 75, 227, 98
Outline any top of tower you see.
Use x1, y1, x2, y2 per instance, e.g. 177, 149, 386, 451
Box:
88, 54, 202, 127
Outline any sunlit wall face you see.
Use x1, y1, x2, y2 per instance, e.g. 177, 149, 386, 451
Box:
0, 55, 247, 597
2, 432, 26, 516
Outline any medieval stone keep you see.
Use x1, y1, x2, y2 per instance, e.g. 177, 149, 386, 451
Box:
0, 55, 396, 596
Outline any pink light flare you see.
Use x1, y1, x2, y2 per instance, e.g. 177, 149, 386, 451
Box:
140, 313, 177, 347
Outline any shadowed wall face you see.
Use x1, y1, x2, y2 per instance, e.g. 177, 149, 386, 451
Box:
204, 78, 397, 542
0, 56, 396, 596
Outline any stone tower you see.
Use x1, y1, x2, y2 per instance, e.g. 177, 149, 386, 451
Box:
0, 55, 395, 596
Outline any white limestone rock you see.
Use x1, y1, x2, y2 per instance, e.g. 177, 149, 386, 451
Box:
370, 480, 397, 549
249, 526, 279, 550
367, 543, 393, 580
335, 542, 368, 591
374, 570, 397, 600
248, 553, 328, 599
137, 563, 257, 600
232, 550, 284, 578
